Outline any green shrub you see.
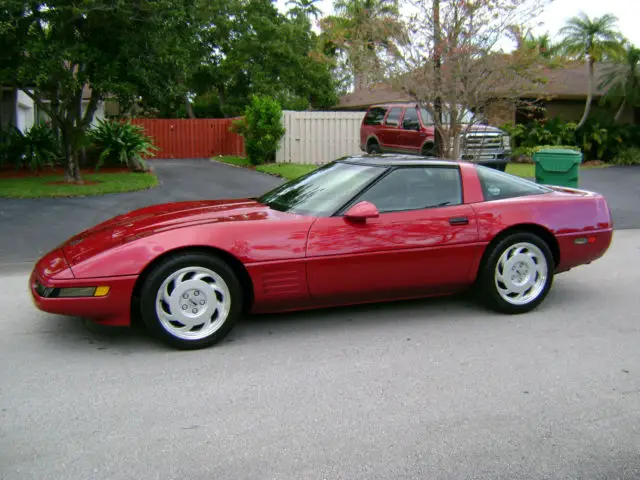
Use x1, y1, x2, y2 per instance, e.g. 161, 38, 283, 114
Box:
611, 147, 640, 166
504, 116, 640, 162
88, 119, 158, 172
0, 123, 61, 171
503, 118, 577, 150
0, 127, 24, 168
232, 95, 285, 165
515, 144, 581, 159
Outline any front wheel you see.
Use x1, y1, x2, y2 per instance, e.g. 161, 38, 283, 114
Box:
140, 252, 243, 349
478, 232, 554, 314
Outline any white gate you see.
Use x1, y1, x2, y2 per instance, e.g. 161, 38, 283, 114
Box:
276, 110, 365, 165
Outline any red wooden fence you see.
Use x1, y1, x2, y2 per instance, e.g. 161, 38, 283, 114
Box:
131, 118, 245, 159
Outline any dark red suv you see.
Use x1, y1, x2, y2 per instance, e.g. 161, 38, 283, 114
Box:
359, 103, 511, 170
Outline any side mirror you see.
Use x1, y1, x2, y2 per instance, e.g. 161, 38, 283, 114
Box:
344, 201, 379, 222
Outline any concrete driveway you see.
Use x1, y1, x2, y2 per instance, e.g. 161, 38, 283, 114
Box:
0, 159, 283, 266
1, 229, 639, 480
1, 161, 639, 479
575, 166, 640, 230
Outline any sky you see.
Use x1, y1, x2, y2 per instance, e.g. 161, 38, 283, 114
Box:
275, 0, 640, 48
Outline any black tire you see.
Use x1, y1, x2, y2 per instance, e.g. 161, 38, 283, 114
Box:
421, 143, 436, 157
139, 252, 243, 349
477, 232, 555, 314
479, 162, 506, 171
366, 141, 381, 154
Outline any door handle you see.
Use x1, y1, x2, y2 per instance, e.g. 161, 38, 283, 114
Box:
449, 216, 469, 226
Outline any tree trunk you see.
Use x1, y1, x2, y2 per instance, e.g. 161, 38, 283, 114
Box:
127, 156, 148, 173
433, 0, 443, 158
62, 111, 83, 184
63, 139, 82, 183
353, 71, 369, 91
185, 96, 195, 119
576, 60, 594, 129
614, 99, 626, 123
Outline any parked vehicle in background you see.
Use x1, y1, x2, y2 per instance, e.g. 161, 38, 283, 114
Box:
360, 103, 512, 171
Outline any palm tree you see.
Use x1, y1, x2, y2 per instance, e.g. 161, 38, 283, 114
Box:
524, 33, 561, 60
286, 0, 323, 20
558, 12, 624, 128
599, 43, 640, 122
320, 0, 407, 90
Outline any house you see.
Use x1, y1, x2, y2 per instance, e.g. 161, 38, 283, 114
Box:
0, 88, 35, 132
0, 85, 105, 132
334, 62, 639, 126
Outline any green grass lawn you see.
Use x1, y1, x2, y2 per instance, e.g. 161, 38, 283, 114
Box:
215, 156, 609, 182
214, 156, 318, 180
214, 156, 252, 167
0, 172, 158, 198
506, 162, 610, 179
505, 163, 535, 178
256, 163, 318, 180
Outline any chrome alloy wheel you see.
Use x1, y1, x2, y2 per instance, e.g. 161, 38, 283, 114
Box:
494, 242, 548, 306
155, 266, 231, 340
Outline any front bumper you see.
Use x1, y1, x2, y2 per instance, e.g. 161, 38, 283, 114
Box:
460, 152, 510, 163
30, 254, 138, 327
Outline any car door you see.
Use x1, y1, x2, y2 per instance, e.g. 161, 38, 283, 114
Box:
397, 107, 426, 154
378, 106, 404, 151
305, 166, 481, 305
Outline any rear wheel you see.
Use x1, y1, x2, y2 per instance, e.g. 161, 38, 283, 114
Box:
366, 141, 381, 154
478, 232, 554, 314
140, 252, 243, 349
421, 143, 436, 157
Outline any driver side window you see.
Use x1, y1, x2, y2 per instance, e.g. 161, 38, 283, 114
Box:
352, 167, 462, 213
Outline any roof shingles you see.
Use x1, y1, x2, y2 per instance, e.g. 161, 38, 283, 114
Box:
337, 61, 614, 109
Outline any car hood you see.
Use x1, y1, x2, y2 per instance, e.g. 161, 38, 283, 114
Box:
60, 199, 274, 266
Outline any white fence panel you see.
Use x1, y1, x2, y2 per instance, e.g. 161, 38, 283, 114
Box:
276, 110, 365, 165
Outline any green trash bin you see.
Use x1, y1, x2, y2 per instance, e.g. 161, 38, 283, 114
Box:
533, 148, 583, 188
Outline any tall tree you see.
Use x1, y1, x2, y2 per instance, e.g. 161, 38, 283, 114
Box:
599, 43, 640, 122
190, 0, 337, 117
0, 0, 205, 183
432, 0, 443, 157
558, 12, 624, 129
508, 27, 560, 61
286, 0, 323, 20
320, 0, 407, 90
395, 0, 548, 158
525, 33, 560, 59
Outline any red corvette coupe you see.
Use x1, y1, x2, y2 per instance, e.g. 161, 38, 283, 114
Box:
30, 155, 613, 349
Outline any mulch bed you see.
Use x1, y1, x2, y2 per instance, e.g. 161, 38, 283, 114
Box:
0, 166, 130, 179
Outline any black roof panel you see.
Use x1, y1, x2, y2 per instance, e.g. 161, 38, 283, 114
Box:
337, 154, 463, 168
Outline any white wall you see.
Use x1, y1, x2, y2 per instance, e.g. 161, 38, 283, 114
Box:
30, 95, 106, 128
16, 90, 35, 132
89, 100, 105, 126
276, 110, 365, 165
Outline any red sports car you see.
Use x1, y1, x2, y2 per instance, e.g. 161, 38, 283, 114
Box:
30, 155, 613, 349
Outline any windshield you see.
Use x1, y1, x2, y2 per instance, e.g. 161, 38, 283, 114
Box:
257, 161, 385, 216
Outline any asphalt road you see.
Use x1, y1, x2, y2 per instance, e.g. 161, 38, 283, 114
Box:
1, 229, 639, 480
1, 161, 639, 266
0, 159, 283, 266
